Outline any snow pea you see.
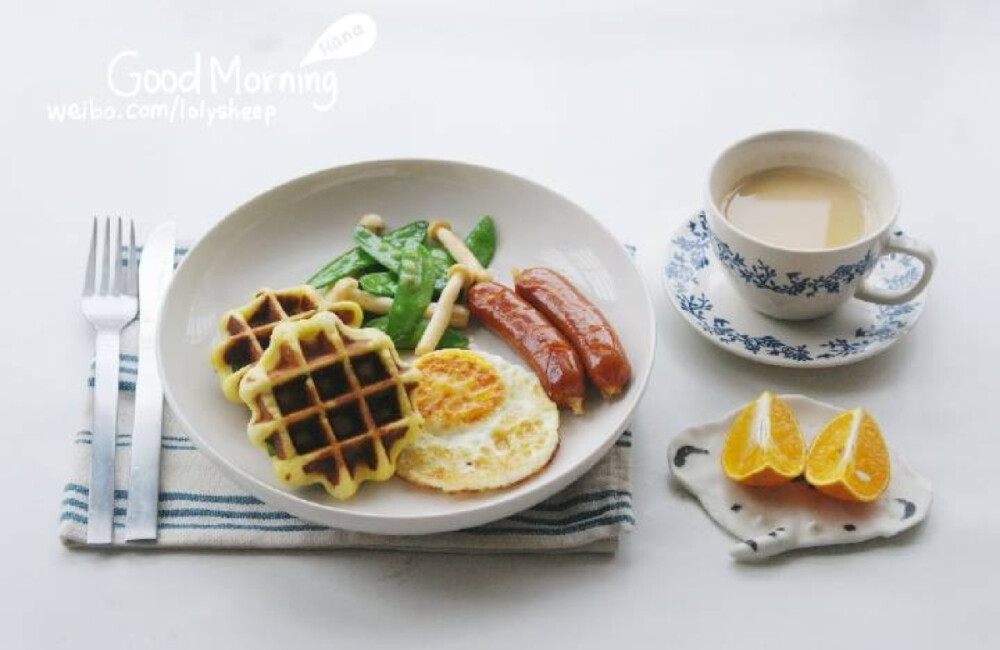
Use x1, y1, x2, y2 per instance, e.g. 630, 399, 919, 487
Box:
365, 316, 469, 350
356, 224, 450, 293
354, 226, 402, 273
384, 220, 429, 249
424, 248, 453, 293
306, 221, 429, 289
427, 245, 454, 267
307, 247, 378, 289
421, 218, 495, 291
359, 271, 398, 297
465, 215, 496, 267
385, 242, 435, 346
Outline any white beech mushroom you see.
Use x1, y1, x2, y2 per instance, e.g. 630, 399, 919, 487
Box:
428, 220, 492, 284
327, 278, 470, 328
415, 265, 473, 356
357, 213, 386, 234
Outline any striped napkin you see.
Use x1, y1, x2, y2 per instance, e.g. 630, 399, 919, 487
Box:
60, 256, 635, 552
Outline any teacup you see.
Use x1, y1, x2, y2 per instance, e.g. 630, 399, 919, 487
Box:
705, 130, 936, 320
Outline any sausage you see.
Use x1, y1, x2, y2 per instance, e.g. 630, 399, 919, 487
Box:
514, 268, 631, 399
467, 282, 586, 414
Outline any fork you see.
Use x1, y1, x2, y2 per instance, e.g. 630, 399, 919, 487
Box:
81, 217, 138, 544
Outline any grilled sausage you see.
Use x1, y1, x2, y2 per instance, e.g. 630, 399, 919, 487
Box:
514, 268, 631, 399
467, 282, 586, 414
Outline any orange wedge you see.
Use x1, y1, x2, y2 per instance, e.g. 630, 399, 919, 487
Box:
721, 391, 807, 486
805, 408, 891, 502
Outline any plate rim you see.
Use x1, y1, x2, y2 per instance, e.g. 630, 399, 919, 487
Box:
157, 157, 657, 535
661, 213, 927, 369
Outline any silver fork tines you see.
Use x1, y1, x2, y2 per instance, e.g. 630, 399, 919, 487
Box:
81, 216, 139, 544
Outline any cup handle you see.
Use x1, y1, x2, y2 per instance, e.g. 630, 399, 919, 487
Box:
854, 232, 936, 305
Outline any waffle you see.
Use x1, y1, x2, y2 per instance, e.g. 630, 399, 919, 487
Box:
210, 286, 364, 402
238, 311, 423, 499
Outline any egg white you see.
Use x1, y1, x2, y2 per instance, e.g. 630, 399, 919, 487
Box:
396, 351, 560, 492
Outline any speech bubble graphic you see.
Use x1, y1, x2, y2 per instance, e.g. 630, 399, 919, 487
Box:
300, 13, 377, 67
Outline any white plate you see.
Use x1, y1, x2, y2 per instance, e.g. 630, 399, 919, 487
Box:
662, 213, 927, 368
668, 394, 932, 561
158, 159, 655, 535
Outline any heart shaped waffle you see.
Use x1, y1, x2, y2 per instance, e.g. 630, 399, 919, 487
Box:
238, 311, 423, 499
210, 286, 363, 402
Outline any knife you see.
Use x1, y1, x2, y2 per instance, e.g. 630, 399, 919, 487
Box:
124, 222, 176, 541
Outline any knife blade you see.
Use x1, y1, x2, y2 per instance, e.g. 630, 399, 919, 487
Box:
124, 222, 176, 541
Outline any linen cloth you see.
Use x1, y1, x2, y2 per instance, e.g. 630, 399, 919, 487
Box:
60, 262, 635, 552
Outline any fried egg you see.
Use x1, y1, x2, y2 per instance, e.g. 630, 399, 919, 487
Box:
396, 349, 559, 492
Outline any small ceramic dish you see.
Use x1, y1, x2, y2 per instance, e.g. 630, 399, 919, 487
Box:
668, 394, 932, 561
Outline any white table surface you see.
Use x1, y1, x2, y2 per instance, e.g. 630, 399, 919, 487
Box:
5, 1, 999, 647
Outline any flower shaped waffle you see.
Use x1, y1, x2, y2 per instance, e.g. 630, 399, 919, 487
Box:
238, 311, 423, 499
210, 285, 363, 402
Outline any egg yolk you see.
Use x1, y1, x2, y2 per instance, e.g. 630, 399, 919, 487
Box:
412, 350, 506, 429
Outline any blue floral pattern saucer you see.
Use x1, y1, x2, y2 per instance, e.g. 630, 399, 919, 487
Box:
663, 213, 927, 368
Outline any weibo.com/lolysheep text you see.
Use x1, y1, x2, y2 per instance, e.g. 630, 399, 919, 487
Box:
47, 96, 280, 127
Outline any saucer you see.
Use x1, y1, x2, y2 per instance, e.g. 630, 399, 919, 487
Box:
663, 212, 927, 368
